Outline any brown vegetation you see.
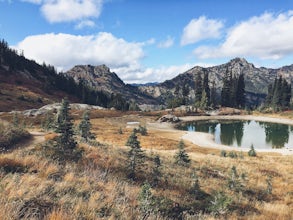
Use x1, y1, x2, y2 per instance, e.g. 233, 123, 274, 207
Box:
0, 110, 292, 219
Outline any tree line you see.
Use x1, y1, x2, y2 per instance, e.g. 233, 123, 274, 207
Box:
264, 76, 291, 111
168, 68, 246, 110
0, 39, 138, 111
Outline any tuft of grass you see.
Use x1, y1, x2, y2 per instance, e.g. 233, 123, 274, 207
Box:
0, 123, 31, 151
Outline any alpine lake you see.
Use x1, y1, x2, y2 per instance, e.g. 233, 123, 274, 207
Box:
177, 120, 293, 149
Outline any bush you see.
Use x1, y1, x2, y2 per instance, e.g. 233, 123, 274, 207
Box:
228, 151, 238, 158
220, 150, 227, 157
0, 124, 31, 151
248, 145, 257, 157
208, 191, 232, 216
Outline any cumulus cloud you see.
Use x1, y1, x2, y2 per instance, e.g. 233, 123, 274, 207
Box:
75, 20, 96, 29
181, 16, 224, 46
194, 11, 293, 59
113, 63, 214, 84
15, 32, 144, 71
21, 0, 103, 23
158, 36, 174, 48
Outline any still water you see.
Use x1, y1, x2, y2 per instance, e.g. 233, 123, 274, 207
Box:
177, 120, 293, 149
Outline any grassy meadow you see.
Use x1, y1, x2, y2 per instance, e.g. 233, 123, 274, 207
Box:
0, 110, 292, 219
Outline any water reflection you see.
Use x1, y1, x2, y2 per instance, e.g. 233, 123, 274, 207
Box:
178, 120, 293, 149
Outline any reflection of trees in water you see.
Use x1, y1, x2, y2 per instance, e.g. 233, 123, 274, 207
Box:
188, 121, 217, 133
234, 122, 244, 146
220, 121, 244, 146
263, 123, 289, 148
182, 120, 292, 149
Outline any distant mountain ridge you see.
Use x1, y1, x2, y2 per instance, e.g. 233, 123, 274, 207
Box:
64, 64, 158, 105
138, 58, 293, 105
2, 36, 293, 111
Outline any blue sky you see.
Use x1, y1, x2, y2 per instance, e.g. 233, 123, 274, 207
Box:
1, 0, 293, 83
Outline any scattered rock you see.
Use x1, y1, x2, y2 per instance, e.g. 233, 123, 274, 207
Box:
158, 114, 180, 123
11, 103, 105, 117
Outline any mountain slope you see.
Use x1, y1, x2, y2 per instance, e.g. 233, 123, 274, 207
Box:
139, 58, 293, 105
0, 40, 80, 111
64, 64, 158, 105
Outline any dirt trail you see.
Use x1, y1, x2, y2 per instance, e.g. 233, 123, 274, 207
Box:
0, 131, 46, 154
28, 131, 46, 146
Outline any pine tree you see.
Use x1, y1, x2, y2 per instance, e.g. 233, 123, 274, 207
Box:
248, 144, 257, 157
174, 140, 190, 166
265, 76, 291, 111
78, 110, 94, 142
12, 112, 19, 127
194, 74, 203, 111
221, 69, 232, 107
182, 83, 190, 105
203, 72, 210, 106
236, 73, 245, 108
55, 98, 76, 151
265, 84, 273, 107
152, 155, 162, 187
138, 182, 155, 219
210, 80, 217, 108
126, 131, 146, 180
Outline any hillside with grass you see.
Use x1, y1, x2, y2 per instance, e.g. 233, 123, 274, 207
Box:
0, 101, 292, 219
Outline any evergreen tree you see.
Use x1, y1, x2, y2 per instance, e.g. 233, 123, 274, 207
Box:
221, 69, 232, 107
12, 112, 19, 127
55, 98, 76, 151
174, 140, 190, 166
182, 83, 190, 105
265, 84, 273, 107
248, 144, 257, 157
210, 80, 217, 108
203, 72, 210, 106
78, 110, 95, 142
236, 73, 245, 108
194, 74, 203, 111
138, 182, 155, 219
151, 155, 162, 187
126, 131, 146, 180
265, 76, 291, 111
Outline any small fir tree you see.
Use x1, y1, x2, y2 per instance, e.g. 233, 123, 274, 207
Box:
138, 182, 155, 219
78, 110, 95, 142
190, 172, 204, 199
12, 112, 19, 127
200, 89, 208, 109
174, 140, 190, 166
248, 144, 257, 157
152, 155, 162, 187
55, 98, 77, 151
266, 176, 273, 195
126, 130, 146, 180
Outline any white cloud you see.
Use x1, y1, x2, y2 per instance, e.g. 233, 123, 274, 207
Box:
14, 32, 144, 71
75, 20, 95, 29
21, 0, 103, 23
113, 63, 214, 84
158, 36, 174, 48
181, 16, 224, 46
21, 0, 42, 4
194, 11, 293, 60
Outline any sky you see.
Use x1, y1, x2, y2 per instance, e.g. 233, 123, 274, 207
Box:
1, 0, 293, 83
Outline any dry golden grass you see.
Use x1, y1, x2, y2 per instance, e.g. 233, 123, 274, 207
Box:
0, 111, 292, 219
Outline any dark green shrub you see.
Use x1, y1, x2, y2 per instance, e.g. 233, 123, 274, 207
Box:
220, 150, 227, 157
248, 145, 257, 157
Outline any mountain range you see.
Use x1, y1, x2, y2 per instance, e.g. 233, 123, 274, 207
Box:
1, 39, 293, 111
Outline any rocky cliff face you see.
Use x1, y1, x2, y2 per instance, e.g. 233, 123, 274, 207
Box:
64, 64, 158, 105
139, 58, 293, 105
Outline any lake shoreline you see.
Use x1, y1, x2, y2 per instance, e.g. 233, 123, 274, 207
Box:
179, 115, 293, 155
